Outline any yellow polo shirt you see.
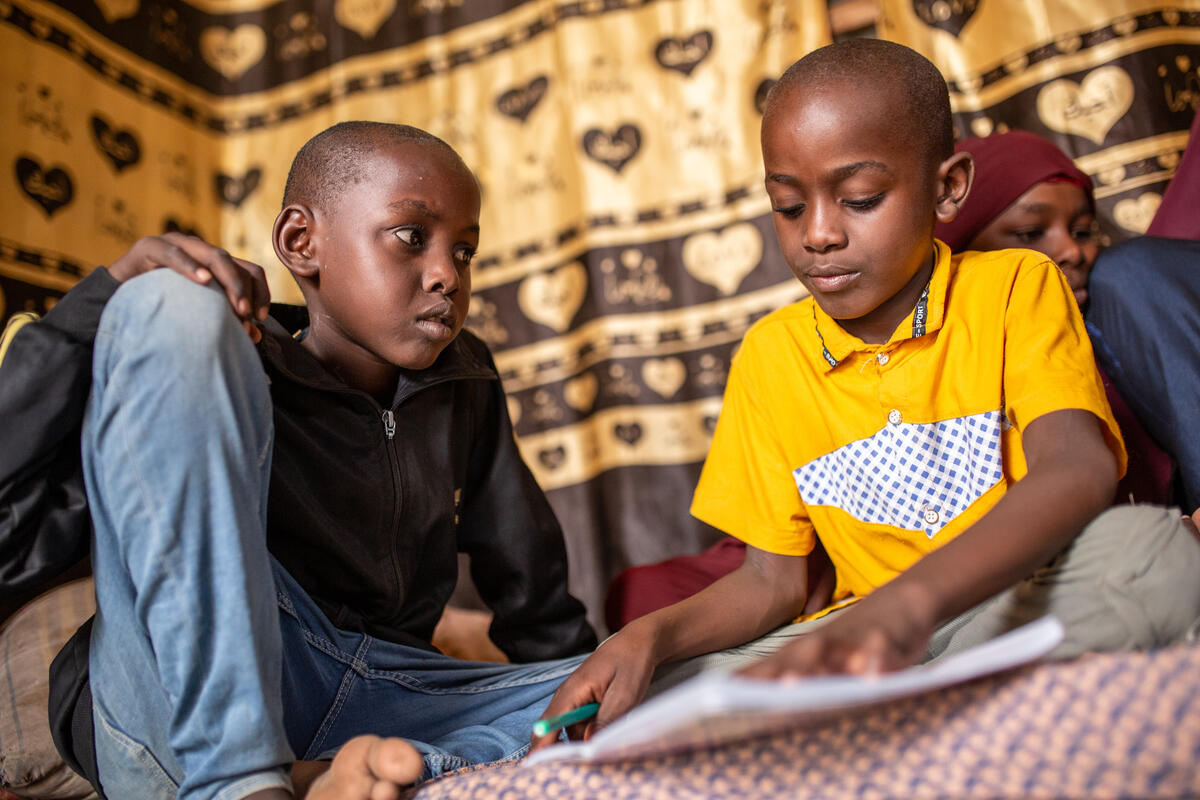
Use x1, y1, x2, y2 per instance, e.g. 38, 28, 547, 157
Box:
691, 242, 1125, 614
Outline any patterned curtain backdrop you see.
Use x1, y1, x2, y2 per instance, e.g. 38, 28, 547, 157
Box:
878, 0, 1200, 244
2, 0, 831, 631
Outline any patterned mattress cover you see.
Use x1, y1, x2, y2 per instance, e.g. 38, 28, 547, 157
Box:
411, 643, 1200, 799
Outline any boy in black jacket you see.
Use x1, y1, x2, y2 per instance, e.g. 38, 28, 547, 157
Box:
0, 122, 596, 800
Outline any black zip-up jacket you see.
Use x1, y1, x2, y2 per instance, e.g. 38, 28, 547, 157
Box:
0, 267, 596, 659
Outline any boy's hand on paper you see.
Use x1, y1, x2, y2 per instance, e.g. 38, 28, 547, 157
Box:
108, 234, 271, 342
740, 587, 936, 680
529, 625, 657, 752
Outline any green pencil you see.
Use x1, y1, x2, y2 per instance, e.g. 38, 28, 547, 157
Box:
532, 702, 600, 738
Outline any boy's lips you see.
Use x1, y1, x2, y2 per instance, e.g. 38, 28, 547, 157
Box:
805, 266, 858, 293
415, 303, 458, 339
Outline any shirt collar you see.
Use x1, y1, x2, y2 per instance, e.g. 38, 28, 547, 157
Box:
810, 239, 952, 372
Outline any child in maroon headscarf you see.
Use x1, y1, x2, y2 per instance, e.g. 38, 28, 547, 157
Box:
936, 130, 1174, 509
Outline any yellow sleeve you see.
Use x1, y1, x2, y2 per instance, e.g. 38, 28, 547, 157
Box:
1002, 256, 1127, 474
690, 333, 816, 557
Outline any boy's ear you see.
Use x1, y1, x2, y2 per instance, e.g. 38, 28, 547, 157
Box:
273, 204, 319, 281
934, 151, 975, 224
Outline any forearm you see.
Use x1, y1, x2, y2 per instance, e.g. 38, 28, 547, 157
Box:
626, 547, 809, 667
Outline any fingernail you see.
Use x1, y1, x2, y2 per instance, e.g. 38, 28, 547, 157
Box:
196, 269, 212, 282
257, 306, 269, 321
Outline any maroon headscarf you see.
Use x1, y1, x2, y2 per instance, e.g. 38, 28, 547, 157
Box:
935, 130, 1093, 252
1147, 108, 1200, 240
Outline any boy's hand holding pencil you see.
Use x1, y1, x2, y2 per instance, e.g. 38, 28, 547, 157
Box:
529, 625, 659, 752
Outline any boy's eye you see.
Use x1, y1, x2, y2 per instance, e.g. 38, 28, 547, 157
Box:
773, 203, 805, 218
1072, 219, 1097, 242
395, 226, 425, 247
1013, 228, 1044, 244
454, 245, 476, 266
843, 194, 883, 211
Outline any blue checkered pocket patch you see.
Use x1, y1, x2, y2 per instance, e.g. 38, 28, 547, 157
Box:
792, 410, 1006, 538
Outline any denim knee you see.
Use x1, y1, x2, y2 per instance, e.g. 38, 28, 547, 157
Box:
100, 269, 247, 363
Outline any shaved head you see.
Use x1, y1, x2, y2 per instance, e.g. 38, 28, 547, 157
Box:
764, 40, 953, 168
283, 121, 466, 213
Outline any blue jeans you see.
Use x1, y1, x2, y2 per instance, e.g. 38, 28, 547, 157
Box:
1086, 236, 1200, 511
82, 271, 584, 800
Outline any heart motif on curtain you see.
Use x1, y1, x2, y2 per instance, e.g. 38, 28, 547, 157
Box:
654, 31, 714, 77
15, 156, 73, 216
969, 116, 994, 137
94, 0, 139, 23
200, 24, 266, 80
614, 422, 643, 446
537, 445, 566, 470
496, 76, 549, 123
163, 217, 202, 237
1112, 193, 1162, 233
1097, 166, 1126, 186
563, 372, 599, 412
1004, 54, 1029, 74
90, 115, 141, 172
642, 358, 686, 399
582, 124, 642, 173
1036, 66, 1134, 144
335, 0, 396, 40
911, 0, 979, 37
215, 167, 263, 207
517, 262, 587, 332
1112, 16, 1138, 35
1055, 34, 1083, 54
681, 222, 762, 295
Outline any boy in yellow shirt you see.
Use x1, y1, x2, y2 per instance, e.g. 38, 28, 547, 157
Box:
532, 39, 1200, 744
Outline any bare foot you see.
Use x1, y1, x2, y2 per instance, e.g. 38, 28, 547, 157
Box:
432, 606, 508, 663
304, 735, 423, 800
1183, 508, 1200, 542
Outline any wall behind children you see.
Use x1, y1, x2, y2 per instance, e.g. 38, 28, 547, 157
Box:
880, 0, 1200, 247
3, 0, 1196, 633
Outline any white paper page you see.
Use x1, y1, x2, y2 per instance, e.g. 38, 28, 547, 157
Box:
525, 615, 1063, 767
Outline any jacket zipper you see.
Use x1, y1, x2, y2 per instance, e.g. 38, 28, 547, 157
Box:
380, 406, 405, 610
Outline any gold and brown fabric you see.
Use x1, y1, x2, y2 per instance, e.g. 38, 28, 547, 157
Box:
3, 0, 831, 630
879, 0, 1200, 244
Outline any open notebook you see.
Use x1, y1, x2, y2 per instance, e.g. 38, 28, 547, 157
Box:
525, 615, 1064, 767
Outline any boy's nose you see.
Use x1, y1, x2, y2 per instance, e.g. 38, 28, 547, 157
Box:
1050, 235, 1085, 271
423, 254, 460, 295
802, 206, 846, 253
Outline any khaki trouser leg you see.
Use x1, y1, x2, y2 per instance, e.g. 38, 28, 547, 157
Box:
928, 504, 1200, 661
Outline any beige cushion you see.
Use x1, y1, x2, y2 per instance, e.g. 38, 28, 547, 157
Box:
0, 578, 98, 799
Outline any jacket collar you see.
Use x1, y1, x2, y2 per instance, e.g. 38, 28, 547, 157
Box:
810, 239, 951, 373
258, 306, 497, 404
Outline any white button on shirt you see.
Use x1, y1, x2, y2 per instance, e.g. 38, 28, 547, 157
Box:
876, 352, 889, 365
887, 409, 902, 425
